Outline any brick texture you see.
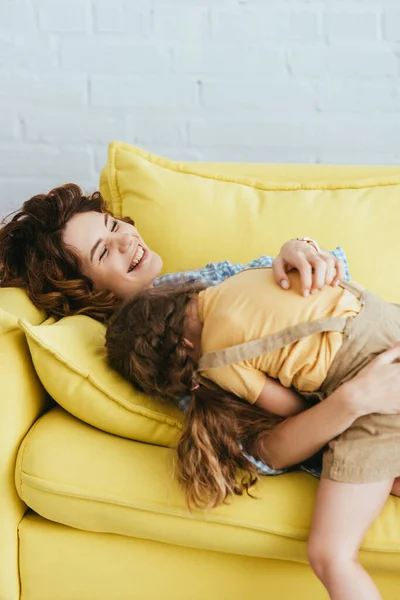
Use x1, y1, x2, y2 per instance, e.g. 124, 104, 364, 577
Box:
1, 0, 399, 214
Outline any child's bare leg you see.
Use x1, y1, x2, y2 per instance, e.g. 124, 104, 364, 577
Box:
390, 476, 400, 496
307, 478, 393, 600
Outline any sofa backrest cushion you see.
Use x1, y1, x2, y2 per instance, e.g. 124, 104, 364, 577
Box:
100, 141, 400, 303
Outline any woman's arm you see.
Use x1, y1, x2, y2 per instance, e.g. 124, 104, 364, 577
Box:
255, 343, 400, 470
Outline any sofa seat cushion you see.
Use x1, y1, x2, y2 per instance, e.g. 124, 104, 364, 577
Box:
16, 407, 400, 570
20, 316, 184, 447
100, 142, 400, 302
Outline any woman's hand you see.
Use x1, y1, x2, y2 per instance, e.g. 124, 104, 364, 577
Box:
272, 239, 345, 297
344, 343, 400, 417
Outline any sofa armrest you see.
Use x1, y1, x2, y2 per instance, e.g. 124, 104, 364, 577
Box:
0, 290, 50, 600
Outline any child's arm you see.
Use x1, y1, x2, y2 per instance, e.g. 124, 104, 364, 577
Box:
255, 376, 307, 417
205, 364, 307, 417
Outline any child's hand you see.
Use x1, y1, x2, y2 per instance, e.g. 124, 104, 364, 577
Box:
272, 239, 345, 297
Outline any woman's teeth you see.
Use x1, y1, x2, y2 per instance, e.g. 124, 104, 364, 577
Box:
128, 245, 145, 272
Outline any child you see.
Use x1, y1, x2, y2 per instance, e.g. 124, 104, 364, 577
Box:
106, 268, 400, 600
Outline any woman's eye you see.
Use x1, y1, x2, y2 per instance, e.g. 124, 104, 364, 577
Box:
111, 220, 118, 232
99, 248, 107, 261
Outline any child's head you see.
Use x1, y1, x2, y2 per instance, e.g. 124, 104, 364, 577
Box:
106, 284, 204, 400
106, 284, 282, 509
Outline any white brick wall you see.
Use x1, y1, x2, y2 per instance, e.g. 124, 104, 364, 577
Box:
1, 0, 400, 215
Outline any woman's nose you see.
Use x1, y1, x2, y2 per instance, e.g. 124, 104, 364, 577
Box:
113, 232, 132, 252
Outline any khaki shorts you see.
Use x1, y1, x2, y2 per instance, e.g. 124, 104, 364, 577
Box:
321, 287, 400, 483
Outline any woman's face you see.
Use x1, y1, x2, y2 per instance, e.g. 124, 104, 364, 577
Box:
62, 211, 163, 300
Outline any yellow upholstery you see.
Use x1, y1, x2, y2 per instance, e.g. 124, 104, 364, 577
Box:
0, 289, 49, 600
20, 315, 183, 446
2, 145, 400, 600
15, 407, 400, 567
17, 516, 400, 600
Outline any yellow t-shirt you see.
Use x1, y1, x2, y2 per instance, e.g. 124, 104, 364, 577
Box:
197, 268, 361, 404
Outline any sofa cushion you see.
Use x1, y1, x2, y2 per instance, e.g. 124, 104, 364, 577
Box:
100, 142, 400, 302
19, 316, 184, 447
15, 407, 400, 572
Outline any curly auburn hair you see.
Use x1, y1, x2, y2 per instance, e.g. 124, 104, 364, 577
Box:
106, 284, 283, 510
0, 183, 134, 321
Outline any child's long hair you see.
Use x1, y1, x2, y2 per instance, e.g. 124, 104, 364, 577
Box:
106, 284, 283, 509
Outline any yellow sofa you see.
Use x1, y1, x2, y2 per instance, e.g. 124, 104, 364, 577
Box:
2, 142, 400, 600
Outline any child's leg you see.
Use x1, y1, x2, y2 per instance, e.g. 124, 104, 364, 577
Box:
307, 477, 393, 600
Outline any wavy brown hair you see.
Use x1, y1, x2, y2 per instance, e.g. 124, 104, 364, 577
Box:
106, 284, 283, 509
0, 183, 134, 321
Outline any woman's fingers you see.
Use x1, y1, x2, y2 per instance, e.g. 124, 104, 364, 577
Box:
349, 343, 400, 416
370, 342, 400, 366
310, 252, 345, 292
272, 256, 291, 290
296, 253, 313, 296
333, 257, 346, 285
319, 254, 336, 286
309, 254, 328, 293
273, 241, 346, 296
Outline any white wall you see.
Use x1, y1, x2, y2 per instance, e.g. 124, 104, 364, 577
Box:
1, 0, 400, 215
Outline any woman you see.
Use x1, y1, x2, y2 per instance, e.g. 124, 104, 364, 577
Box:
2, 183, 400, 484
